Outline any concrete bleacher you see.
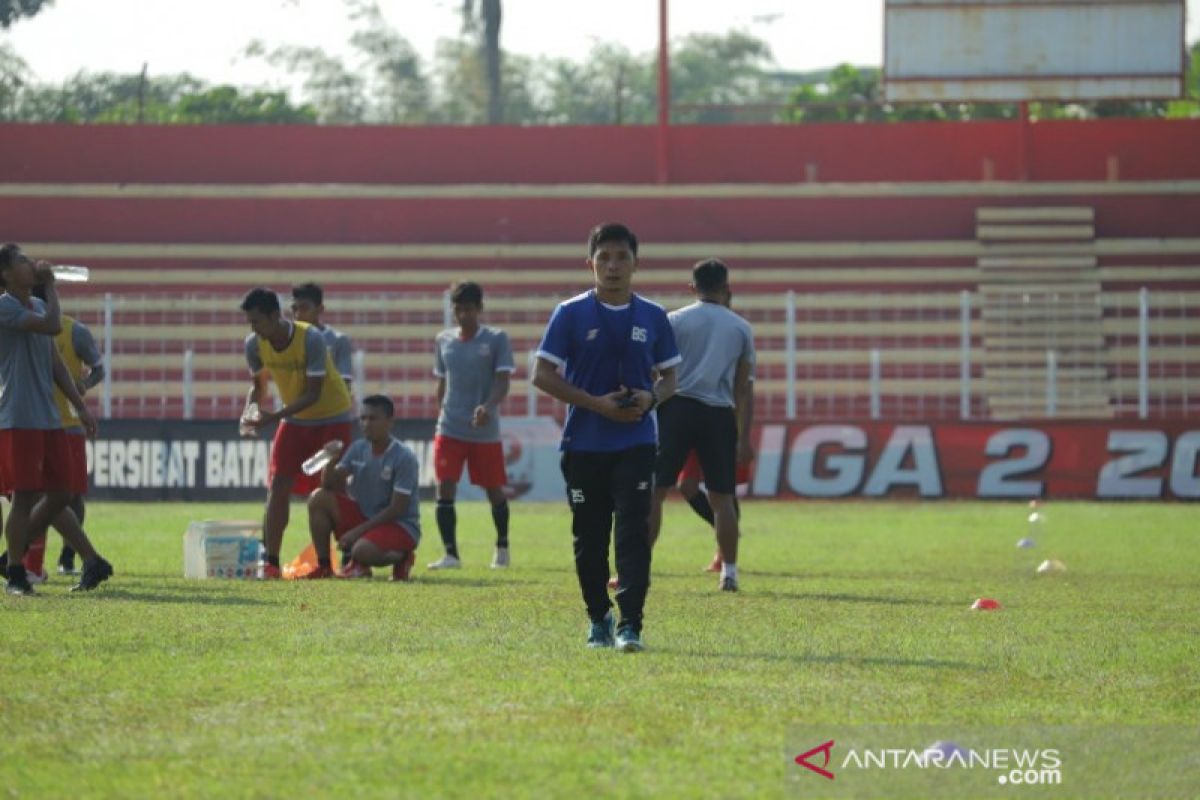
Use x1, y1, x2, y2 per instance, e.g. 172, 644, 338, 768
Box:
5, 121, 1197, 421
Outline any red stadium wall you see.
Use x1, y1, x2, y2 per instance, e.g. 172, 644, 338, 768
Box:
5, 118, 1200, 184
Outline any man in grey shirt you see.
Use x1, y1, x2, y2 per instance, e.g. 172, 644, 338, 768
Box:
0, 244, 112, 596
429, 281, 515, 570
304, 394, 422, 581
650, 259, 756, 592
290, 282, 354, 388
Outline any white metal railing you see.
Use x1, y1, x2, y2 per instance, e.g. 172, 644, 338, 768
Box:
67, 288, 1196, 421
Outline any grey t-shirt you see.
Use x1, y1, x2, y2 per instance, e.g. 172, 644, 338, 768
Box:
0, 294, 62, 430
71, 320, 102, 369
668, 301, 756, 408
434, 326, 515, 443
243, 322, 327, 377
317, 324, 353, 381
340, 437, 422, 542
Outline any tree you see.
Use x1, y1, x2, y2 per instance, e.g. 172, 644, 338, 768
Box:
461, 0, 503, 123
0, 0, 52, 28
245, 41, 367, 124
348, 3, 432, 123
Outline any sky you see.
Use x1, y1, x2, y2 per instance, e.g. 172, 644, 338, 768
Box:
2, 0, 1197, 89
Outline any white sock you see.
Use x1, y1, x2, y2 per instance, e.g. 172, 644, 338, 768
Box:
721, 562, 738, 580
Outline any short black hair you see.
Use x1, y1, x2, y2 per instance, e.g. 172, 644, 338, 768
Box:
291, 282, 324, 306
0, 243, 23, 272
450, 281, 483, 306
240, 287, 281, 315
362, 394, 395, 418
692, 259, 729, 293
588, 222, 638, 258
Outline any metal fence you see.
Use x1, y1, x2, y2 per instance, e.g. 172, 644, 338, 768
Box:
66, 289, 1197, 422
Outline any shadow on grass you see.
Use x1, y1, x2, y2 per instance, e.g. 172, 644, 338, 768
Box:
75, 588, 275, 606
658, 646, 988, 671
743, 589, 964, 607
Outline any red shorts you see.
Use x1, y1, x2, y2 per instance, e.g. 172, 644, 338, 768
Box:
65, 430, 88, 495
433, 435, 506, 488
334, 493, 418, 553
269, 419, 354, 496
0, 428, 74, 494
677, 450, 752, 486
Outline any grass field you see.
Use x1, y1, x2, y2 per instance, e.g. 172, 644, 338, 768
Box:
0, 500, 1196, 799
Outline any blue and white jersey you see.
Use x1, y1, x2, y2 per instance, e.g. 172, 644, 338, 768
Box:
536, 290, 680, 452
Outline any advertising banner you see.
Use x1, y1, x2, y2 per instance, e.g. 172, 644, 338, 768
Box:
747, 421, 1199, 500
84, 417, 565, 502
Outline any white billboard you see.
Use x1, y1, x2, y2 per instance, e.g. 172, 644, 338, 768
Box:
884, 0, 1187, 102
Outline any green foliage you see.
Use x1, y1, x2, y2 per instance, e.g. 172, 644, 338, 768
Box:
0, 0, 52, 28
2, 500, 1196, 797
782, 44, 1200, 124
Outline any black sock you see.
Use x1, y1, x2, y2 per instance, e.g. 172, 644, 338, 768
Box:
686, 491, 716, 526
491, 500, 510, 548
7, 564, 24, 583
0, 552, 7, 571
436, 500, 459, 558
318, 556, 332, 569
58, 546, 76, 567
266, 554, 280, 568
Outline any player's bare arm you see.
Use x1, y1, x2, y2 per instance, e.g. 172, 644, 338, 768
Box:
734, 359, 755, 465
19, 263, 63, 335
472, 371, 510, 427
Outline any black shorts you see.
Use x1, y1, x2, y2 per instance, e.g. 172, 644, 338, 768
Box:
654, 395, 738, 494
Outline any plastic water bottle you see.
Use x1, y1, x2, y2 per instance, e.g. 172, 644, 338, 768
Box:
238, 402, 260, 437
301, 440, 345, 476
51, 265, 90, 282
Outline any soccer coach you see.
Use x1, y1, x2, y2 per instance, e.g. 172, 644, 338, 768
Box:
533, 222, 680, 653
649, 259, 755, 592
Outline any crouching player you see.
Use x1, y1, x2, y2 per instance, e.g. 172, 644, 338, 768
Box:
303, 395, 421, 581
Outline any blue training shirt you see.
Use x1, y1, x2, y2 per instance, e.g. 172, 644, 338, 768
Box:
536, 290, 681, 452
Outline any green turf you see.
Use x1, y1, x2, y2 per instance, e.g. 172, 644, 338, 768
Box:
0, 500, 1196, 798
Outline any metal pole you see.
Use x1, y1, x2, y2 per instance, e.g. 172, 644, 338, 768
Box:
1138, 287, 1150, 419
1046, 349, 1057, 418
785, 290, 796, 420
353, 349, 366, 408
182, 349, 194, 420
869, 348, 881, 420
442, 289, 452, 329
655, 0, 670, 183
959, 289, 971, 419
527, 350, 538, 419
102, 292, 113, 418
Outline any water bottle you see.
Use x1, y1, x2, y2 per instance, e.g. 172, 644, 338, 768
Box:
238, 401, 260, 437
51, 265, 90, 282
301, 440, 345, 476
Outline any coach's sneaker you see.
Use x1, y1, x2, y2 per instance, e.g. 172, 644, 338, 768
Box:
337, 560, 373, 579
301, 565, 335, 580
490, 547, 510, 569
70, 557, 113, 592
25, 568, 49, 585
614, 624, 644, 653
390, 551, 416, 582
587, 612, 615, 649
426, 554, 461, 570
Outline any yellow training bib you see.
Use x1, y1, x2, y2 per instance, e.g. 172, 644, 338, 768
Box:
256, 321, 352, 421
